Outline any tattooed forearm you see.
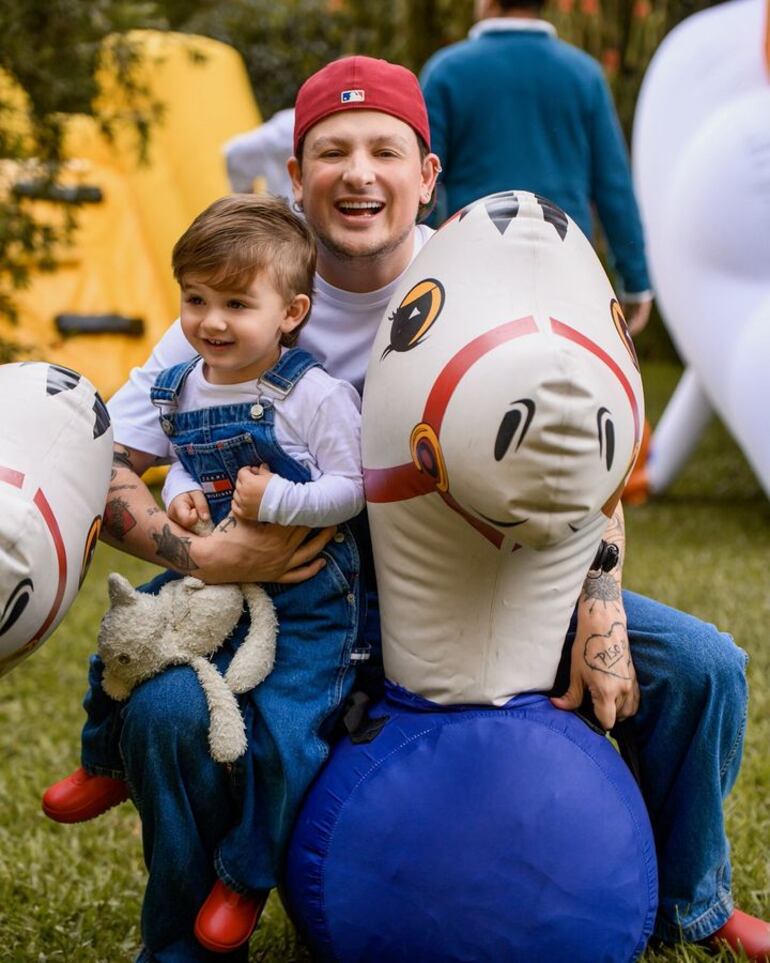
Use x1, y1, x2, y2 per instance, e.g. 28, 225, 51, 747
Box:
580, 502, 626, 615
103, 496, 137, 540
602, 511, 625, 566
583, 622, 633, 679
151, 524, 196, 572
581, 571, 622, 612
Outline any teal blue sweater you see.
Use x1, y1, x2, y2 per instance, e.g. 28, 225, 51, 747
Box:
421, 24, 650, 295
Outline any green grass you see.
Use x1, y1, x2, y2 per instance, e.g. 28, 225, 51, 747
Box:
624, 364, 770, 963
0, 361, 767, 962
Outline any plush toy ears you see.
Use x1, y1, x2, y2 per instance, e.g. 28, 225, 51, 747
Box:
107, 572, 138, 607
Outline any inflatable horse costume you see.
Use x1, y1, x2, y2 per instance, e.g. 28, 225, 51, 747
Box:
287, 193, 656, 962
0, 363, 112, 677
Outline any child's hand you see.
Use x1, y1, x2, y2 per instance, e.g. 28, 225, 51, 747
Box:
233, 464, 274, 521
167, 490, 210, 530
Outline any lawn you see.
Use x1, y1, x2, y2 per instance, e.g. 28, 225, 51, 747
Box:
0, 361, 767, 962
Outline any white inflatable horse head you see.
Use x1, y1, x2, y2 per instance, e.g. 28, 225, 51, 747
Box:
0, 362, 112, 676
362, 191, 644, 704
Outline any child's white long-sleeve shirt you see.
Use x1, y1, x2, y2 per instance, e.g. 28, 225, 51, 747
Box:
161, 357, 364, 527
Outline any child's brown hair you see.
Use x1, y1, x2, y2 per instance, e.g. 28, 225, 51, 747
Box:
172, 194, 316, 346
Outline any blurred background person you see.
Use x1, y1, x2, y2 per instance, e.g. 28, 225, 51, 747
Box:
421, 0, 652, 335
224, 107, 296, 203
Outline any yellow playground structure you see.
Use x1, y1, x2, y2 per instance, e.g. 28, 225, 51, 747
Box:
0, 30, 261, 399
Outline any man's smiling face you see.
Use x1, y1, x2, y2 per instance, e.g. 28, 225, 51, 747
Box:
290, 110, 438, 277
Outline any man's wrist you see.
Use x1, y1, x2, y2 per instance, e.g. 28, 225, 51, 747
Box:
188, 527, 214, 574
620, 289, 653, 305
577, 604, 627, 623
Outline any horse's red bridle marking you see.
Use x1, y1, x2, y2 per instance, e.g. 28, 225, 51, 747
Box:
0, 466, 68, 645
549, 318, 640, 444
363, 314, 640, 549
0, 467, 24, 488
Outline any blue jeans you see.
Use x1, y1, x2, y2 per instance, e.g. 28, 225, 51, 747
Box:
569, 590, 748, 942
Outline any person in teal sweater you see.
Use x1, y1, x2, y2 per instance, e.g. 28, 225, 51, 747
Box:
421, 0, 652, 334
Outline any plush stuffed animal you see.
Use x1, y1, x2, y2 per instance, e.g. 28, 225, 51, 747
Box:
97, 572, 277, 763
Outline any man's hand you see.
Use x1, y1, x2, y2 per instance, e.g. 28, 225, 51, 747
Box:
621, 297, 652, 337
197, 512, 335, 584
550, 613, 639, 730
551, 503, 639, 730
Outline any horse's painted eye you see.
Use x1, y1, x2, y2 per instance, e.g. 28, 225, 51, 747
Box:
382, 279, 445, 357
494, 400, 535, 461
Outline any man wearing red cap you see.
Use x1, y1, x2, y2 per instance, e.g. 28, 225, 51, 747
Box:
42, 55, 768, 962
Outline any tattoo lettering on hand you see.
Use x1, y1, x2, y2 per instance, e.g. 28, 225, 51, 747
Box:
108, 484, 138, 493
584, 622, 633, 679
219, 514, 237, 533
104, 496, 137, 540
152, 524, 195, 572
112, 446, 134, 471
582, 572, 621, 612
146, 507, 161, 516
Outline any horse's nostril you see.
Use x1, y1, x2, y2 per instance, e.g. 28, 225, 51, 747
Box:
494, 399, 535, 461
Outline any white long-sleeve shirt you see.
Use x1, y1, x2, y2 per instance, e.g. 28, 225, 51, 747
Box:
161, 356, 363, 527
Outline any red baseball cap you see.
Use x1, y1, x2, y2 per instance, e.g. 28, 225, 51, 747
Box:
293, 56, 431, 155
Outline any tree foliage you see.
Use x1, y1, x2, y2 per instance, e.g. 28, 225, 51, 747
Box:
0, 0, 163, 352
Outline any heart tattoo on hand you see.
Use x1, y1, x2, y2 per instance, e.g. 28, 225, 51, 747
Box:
583, 621, 633, 679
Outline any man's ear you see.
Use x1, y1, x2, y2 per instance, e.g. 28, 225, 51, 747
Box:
281, 293, 311, 335
287, 156, 303, 207
420, 152, 442, 202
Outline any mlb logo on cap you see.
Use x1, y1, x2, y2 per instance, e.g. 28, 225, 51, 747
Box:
341, 89, 365, 103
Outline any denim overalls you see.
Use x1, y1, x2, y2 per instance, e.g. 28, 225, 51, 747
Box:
82, 349, 368, 961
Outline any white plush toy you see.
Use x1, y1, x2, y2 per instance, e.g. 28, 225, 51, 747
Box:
97, 572, 277, 763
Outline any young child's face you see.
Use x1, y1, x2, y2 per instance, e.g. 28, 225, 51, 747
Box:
179, 271, 306, 385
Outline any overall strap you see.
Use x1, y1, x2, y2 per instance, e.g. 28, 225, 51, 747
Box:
150, 356, 202, 408
259, 348, 321, 398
